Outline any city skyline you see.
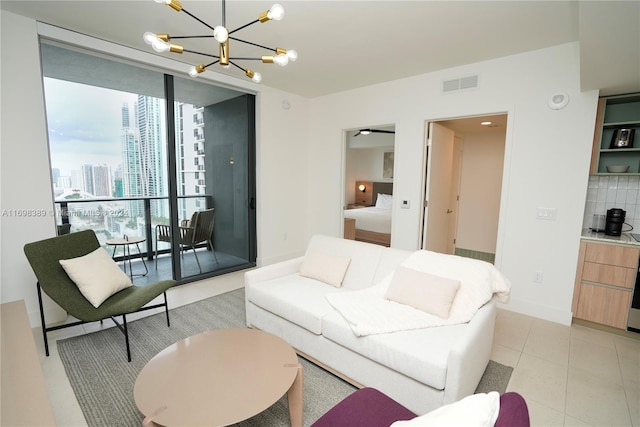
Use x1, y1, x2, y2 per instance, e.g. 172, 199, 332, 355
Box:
44, 77, 138, 177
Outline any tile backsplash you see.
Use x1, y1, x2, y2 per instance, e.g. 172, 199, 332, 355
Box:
583, 175, 640, 231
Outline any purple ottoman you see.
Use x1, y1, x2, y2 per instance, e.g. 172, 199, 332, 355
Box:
311, 388, 530, 427
311, 388, 416, 427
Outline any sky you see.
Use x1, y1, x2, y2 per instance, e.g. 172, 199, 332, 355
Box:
43, 78, 138, 176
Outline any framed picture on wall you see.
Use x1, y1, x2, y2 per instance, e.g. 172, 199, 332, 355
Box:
383, 152, 394, 178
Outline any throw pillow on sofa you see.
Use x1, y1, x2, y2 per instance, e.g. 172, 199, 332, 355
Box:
385, 265, 460, 319
300, 251, 351, 287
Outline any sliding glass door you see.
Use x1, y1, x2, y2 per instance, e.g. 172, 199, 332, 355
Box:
40, 41, 256, 284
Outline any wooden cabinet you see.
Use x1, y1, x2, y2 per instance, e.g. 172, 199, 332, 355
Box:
573, 240, 638, 329
343, 218, 355, 240
592, 93, 640, 175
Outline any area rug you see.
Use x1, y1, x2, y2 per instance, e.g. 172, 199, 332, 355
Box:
57, 288, 512, 427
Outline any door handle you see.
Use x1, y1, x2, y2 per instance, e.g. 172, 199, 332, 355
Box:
446, 209, 453, 214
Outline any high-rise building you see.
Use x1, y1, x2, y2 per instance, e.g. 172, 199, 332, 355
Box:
176, 102, 205, 219
81, 164, 95, 195
92, 164, 111, 197
120, 97, 167, 219
121, 102, 143, 217
137, 95, 166, 215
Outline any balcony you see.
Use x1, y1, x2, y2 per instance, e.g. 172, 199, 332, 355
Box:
54, 194, 250, 283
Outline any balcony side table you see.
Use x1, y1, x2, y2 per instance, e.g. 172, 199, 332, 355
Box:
106, 236, 148, 281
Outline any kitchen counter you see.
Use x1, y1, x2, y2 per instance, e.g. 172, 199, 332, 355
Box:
581, 229, 640, 246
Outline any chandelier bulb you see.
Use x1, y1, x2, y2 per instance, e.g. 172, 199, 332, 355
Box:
252, 72, 262, 83
213, 26, 228, 43
188, 64, 206, 78
273, 53, 288, 67
267, 4, 285, 21
151, 39, 171, 52
153, 0, 167, 3
286, 50, 298, 61
143, 32, 157, 45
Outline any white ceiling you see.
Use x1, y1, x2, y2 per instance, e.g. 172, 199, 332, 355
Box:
1, 1, 639, 98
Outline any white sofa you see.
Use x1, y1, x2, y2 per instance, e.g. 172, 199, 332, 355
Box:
245, 235, 509, 415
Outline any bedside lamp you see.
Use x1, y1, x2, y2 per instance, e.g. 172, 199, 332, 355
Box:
358, 184, 366, 192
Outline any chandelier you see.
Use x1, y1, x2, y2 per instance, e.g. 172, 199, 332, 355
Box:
144, 0, 298, 83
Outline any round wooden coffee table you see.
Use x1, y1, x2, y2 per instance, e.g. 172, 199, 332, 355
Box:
134, 328, 303, 427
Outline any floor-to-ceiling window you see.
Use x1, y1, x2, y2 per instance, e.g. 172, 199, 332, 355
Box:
40, 41, 256, 284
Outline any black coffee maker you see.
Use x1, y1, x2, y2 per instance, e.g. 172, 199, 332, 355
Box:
605, 208, 626, 236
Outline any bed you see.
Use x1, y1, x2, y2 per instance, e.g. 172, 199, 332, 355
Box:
344, 182, 393, 247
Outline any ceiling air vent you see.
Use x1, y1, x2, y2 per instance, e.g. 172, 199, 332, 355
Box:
442, 75, 479, 93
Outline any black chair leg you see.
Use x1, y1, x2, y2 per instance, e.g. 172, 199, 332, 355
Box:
123, 314, 131, 362
164, 292, 170, 327
36, 283, 50, 357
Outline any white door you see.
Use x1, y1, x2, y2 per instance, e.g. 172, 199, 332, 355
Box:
421, 122, 454, 253
447, 137, 463, 254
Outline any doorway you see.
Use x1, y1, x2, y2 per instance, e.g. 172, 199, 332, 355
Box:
420, 114, 506, 262
343, 125, 395, 246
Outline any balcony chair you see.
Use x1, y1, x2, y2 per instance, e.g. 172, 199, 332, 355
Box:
23, 230, 176, 362
155, 208, 218, 273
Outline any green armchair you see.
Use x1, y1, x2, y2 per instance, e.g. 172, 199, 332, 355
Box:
23, 230, 175, 362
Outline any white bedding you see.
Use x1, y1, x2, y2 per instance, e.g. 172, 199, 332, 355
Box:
344, 206, 392, 233
325, 250, 511, 336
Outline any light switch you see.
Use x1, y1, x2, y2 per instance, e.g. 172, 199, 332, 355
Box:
401, 200, 410, 209
536, 207, 557, 220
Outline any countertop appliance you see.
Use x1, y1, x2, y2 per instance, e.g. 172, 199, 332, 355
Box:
604, 208, 626, 236
610, 128, 635, 148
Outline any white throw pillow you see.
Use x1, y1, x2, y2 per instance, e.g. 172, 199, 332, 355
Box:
59, 247, 133, 308
299, 251, 351, 287
390, 391, 501, 427
385, 266, 460, 318
376, 193, 393, 209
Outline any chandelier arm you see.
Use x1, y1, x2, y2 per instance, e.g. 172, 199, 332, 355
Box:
204, 60, 221, 68
180, 7, 217, 32
228, 19, 260, 36
167, 35, 215, 40
229, 57, 267, 61
229, 36, 276, 52
182, 49, 220, 59
228, 61, 247, 73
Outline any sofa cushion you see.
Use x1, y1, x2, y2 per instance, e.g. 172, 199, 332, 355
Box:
385, 266, 460, 319
321, 308, 467, 390
300, 251, 351, 287
248, 274, 348, 334
305, 235, 385, 290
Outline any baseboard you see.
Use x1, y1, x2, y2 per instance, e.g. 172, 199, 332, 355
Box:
500, 297, 573, 326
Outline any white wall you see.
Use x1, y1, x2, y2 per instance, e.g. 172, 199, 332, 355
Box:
306, 43, 598, 325
0, 12, 66, 322
345, 146, 393, 205
456, 129, 505, 254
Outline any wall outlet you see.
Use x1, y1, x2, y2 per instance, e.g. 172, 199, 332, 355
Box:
533, 271, 544, 283
401, 200, 410, 209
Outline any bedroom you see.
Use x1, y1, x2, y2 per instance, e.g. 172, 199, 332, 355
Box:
343, 126, 395, 247
343, 117, 505, 264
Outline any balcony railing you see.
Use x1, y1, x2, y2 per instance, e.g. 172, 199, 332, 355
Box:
55, 194, 213, 261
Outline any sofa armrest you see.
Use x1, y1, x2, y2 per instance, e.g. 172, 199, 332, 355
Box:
244, 256, 304, 287
443, 298, 497, 404
244, 256, 304, 326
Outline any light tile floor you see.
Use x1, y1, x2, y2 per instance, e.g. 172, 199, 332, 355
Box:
36, 278, 640, 426
492, 309, 640, 427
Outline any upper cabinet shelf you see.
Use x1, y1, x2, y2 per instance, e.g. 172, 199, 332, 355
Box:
592, 94, 640, 175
